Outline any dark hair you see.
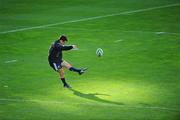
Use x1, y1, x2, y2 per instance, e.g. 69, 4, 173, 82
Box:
59, 35, 68, 41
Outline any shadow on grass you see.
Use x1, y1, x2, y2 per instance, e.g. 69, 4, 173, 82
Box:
69, 89, 124, 106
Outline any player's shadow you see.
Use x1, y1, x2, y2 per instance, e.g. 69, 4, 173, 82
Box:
69, 89, 124, 106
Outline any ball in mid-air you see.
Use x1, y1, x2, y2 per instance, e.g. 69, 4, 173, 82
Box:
96, 48, 103, 57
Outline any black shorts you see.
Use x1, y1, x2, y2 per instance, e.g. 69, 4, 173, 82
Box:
48, 58, 63, 71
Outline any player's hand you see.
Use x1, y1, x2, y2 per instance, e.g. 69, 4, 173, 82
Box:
72, 45, 77, 49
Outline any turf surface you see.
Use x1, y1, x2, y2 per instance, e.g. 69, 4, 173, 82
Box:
0, 0, 180, 120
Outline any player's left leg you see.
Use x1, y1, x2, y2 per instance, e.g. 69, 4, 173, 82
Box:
61, 60, 87, 75
57, 68, 71, 88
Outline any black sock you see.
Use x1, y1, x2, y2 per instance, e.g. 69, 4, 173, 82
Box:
60, 78, 67, 85
69, 67, 81, 73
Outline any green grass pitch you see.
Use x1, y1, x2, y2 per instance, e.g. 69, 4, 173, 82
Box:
0, 0, 180, 120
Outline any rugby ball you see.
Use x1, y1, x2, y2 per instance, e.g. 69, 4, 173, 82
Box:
96, 48, 103, 57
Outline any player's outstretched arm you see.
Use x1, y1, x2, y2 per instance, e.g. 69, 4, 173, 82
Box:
56, 43, 78, 51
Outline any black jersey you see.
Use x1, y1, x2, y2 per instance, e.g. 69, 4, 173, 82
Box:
48, 40, 73, 62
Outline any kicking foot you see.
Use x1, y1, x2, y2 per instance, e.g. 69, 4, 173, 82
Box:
64, 84, 71, 89
79, 68, 88, 75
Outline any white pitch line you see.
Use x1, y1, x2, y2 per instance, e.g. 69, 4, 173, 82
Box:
0, 98, 179, 111
155, 32, 166, 34
3, 85, 8, 88
46, 26, 180, 35
4, 59, 17, 63
45, 27, 180, 35
0, 3, 180, 34
114, 40, 123, 43
71, 48, 79, 50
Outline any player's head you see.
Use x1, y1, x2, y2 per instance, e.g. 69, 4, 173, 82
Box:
59, 35, 68, 44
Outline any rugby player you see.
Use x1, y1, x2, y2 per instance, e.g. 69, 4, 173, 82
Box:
48, 35, 87, 88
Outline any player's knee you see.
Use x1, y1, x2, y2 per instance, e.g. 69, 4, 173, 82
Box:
62, 61, 72, 69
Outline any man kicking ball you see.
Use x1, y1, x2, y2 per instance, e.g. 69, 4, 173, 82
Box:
48, 35, 87, 88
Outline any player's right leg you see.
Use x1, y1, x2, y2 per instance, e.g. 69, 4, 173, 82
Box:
61, 60, 87, 75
